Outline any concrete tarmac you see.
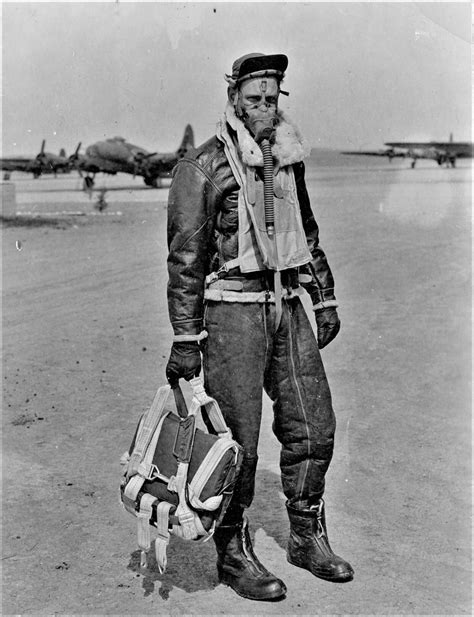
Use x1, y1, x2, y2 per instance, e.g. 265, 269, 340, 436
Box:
2, 156, 471, 615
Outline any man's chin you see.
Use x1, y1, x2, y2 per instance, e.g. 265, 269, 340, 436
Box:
246, 123, 277, 144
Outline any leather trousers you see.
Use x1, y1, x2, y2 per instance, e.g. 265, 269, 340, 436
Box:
202, 295, 336, 511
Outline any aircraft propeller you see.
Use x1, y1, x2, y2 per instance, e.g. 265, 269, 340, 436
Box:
36, 139, 46, 160
69, 142, 82, 163
34, 140, 48, 169
26, 140, 48, 177
68, 143, 83, 175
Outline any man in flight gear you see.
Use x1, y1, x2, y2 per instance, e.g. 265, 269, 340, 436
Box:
166, 53, 354, 601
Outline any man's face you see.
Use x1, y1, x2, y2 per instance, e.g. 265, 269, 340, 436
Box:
234, 77, 280, 142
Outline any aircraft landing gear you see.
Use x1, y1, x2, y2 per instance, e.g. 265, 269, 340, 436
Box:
83, 176, 95, 190
83, 175, 96, 196
144, 176, 161, 188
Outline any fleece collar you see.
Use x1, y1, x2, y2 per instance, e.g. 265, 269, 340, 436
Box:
219, 102, 311, 167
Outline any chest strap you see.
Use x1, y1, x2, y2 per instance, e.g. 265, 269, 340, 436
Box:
205, 258, 241, 286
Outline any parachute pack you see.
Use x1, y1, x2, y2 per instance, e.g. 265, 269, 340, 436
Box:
120, 377, 243, 572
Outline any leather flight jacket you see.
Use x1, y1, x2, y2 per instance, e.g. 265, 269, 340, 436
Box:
167, 129, 337, 337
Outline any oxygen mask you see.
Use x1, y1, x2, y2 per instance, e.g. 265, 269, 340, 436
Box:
235, 77, 280, 144
234, 77, 281, 237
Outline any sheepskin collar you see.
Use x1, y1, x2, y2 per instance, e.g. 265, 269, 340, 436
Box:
218, 102, 311, 167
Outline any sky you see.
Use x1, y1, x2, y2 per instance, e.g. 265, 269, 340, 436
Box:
1, 1, 471, 156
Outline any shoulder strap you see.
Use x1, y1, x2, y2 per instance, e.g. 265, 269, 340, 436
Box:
126, 385, 171, 479
188, 377, 233, 437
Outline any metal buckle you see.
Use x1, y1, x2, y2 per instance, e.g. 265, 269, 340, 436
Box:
216, 263, 230, 276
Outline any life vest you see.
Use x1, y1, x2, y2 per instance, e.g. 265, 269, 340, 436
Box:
216, 118, 312, 274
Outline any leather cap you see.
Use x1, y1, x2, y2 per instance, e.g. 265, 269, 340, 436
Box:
229, 53, 288, 84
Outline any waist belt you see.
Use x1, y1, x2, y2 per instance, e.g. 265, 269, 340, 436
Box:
205, 268, 309, 292
205, 267, 312, 327
204, 286, 306, 304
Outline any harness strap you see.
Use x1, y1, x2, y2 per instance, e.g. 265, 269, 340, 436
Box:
137, 412, 168, 480
172, 511, 208, 540
188, 437, 238, 509
126, 385, 170, 479
205, 258, 241, 286
274, 271, 283, 330
204, 289, 274, 303
312, 299, 339, 311
124, 474, 146, 506
137, 493, 157, 568
154, 501, 174, 573
168, 462, 198, 540
189, 377, 231, 436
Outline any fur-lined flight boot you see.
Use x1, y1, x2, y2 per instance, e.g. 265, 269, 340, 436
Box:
286, 500, 354, 583
213, 516, 287, 601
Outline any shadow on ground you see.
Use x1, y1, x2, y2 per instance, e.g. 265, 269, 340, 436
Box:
126, 468, 286, 599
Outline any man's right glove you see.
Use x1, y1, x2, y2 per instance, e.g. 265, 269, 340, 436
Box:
165, 341, 202, 387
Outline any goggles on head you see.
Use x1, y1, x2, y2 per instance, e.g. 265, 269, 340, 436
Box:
225, 70, 289, 96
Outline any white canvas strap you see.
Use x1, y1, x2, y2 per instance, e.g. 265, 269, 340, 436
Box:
154, 501, 174, 573
172, 510, 208, 540
189, 377, 232, 436
123, 474, 146, 511
126, 385, 171, 479
137, 493, 157, 568
168, 463, 198, 540
137, 412, 169, 480
188, 438, 237, 510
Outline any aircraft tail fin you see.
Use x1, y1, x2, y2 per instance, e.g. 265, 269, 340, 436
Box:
176, 124, 195, 158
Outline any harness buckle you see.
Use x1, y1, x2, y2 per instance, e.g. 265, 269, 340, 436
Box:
206, 272, 219, 285
216, 262, 231, 276
205, 260, 238, 287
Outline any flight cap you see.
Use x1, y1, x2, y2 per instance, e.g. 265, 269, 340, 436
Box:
226, 53, 288, 86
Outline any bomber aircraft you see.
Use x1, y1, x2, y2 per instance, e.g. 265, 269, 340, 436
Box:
71, 124, 194, 190
1, 140, 79, 180
342, 135, 473, 168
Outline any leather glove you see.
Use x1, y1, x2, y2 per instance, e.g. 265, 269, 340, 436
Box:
165, 341, 201, 387
315, 307, 340, 349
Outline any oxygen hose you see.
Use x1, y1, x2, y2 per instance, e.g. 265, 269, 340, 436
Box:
258, 133, 275, 238
258, 130, 282, 328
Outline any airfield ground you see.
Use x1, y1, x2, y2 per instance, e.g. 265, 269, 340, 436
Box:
2, 158, 472, 615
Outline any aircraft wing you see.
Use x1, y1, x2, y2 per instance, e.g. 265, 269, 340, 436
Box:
385, 141, 473, 157
341, 149, 405, 157
1, 156, 33, 165
0, 157, 39, 173
385, 142, 431, 149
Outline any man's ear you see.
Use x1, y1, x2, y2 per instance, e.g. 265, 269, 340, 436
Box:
227, 86, 238, 106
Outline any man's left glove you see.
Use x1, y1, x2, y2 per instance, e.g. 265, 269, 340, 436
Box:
315, 307, 340, 349
165, 341, 202, 388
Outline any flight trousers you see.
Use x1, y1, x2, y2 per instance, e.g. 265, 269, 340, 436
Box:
202, 294, 336, 512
